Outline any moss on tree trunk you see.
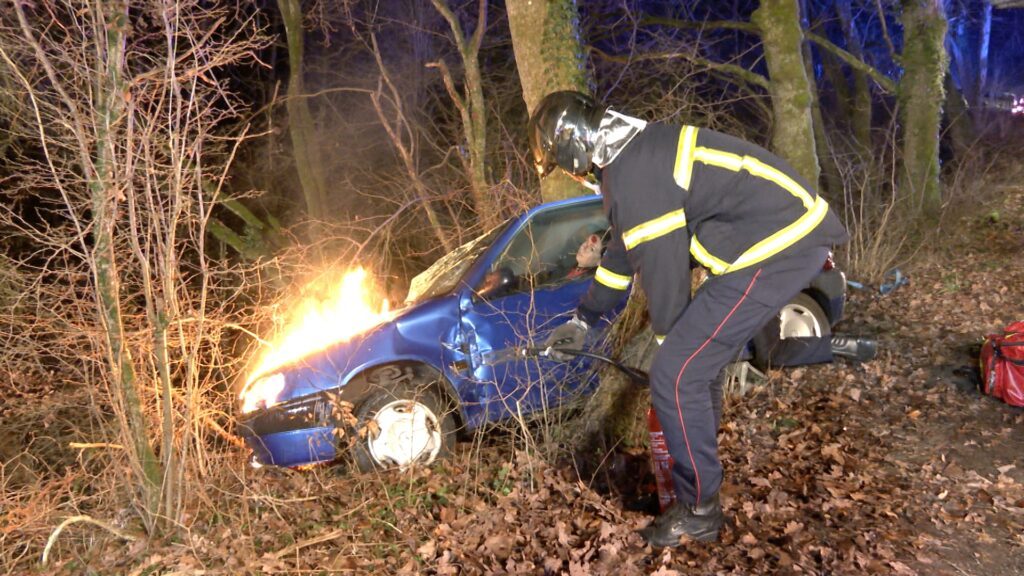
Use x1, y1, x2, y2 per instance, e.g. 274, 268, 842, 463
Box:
506, 0, 589, 202
752, 0, 820, 186
899, 0, 948, 218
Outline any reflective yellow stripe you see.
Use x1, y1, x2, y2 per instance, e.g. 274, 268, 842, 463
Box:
692, 196, 831, 275
694, 148, 814, 208
689, 237, 729, 275
673, 126, 699, 190
622, 208, 687, 250
595, 266, 631, 290
729, 196, 830, 271
655, 335, 665, 345
686, 141, 824, 274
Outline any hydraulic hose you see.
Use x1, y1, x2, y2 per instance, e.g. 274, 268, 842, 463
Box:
520, 346, 649, 386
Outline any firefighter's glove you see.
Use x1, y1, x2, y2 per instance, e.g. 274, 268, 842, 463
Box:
544, 315, 589, 362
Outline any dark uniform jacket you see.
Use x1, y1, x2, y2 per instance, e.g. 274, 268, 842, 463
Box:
578, 123, 849, 338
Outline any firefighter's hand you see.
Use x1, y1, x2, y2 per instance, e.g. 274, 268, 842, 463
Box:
544, 315, 589, 361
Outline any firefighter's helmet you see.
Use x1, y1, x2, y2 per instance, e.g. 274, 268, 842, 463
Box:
528, 91, 605, 177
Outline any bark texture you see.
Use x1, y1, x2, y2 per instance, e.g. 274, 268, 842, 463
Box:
899, 0, 948, 217
506, 0, 588, 201
90, 2, 162, 515
279, 0, 329, 239
752, 0, 820, 186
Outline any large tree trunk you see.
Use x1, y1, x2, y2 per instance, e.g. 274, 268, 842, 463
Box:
752, 0, 820, 186
278, 0, 329, 240
899, 0, 948, 218
506, 0, 588, 202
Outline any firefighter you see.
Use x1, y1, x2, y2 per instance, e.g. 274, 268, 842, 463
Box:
529, 91, 849, 547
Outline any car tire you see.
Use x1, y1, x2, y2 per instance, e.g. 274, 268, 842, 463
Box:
351, 375, 457, 473
752, 292, 831, 370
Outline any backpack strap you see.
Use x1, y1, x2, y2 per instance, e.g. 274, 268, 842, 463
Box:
993, 340, 1024, 366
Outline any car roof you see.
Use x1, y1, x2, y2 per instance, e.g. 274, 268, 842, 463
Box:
521, 194, 602, 221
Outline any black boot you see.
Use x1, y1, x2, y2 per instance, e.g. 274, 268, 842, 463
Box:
830, 334, 878, 362
639, 492, 724, 547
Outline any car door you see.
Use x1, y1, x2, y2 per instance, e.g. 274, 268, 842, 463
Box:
458, 201, 613, 423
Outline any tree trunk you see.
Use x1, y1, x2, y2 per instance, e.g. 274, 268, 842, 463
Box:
802, 3, 842, 196
92, 2, 162, 520
944, 71, 974, 160
975, 2, 992, 121
430, 0, 500, 228
752, 0, 820, 186
899, 0, 948, 218
506, 0, 588, 202
278, 0, 329, 240
836, 1, 873, 155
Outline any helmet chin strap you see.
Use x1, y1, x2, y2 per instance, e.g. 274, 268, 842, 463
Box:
592, 110, 647, 168
569, 172, 602, 195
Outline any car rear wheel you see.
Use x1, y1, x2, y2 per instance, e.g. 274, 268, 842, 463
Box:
752, 292, 831, 369
352, 377, 457, 472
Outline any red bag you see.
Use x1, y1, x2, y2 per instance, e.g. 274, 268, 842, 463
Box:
979, 321, 1024, 407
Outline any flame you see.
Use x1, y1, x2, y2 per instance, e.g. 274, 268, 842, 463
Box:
247, 267, 392, 384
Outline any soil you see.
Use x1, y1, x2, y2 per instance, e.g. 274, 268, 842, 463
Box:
8, 190, 1023, 575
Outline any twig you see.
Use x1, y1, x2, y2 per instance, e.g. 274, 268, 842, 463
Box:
42, 515, 137, 565
68, 442, 125, 450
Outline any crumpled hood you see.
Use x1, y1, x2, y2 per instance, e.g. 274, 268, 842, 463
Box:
269, 296, 459, 403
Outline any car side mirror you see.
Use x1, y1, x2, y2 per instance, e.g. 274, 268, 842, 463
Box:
477, 267, 516, 300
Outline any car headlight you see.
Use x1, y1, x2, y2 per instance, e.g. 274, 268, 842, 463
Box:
240, 373, 286, 414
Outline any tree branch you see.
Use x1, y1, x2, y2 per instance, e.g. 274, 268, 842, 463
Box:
589, 46, 770, 89
805, 31, 896, 92
640, 16, 895, 93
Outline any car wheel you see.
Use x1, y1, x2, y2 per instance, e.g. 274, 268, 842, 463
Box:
352, 377, 457, 472
752, 292, 831, 369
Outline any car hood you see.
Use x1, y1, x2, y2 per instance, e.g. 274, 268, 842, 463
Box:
267, 295, 461, 403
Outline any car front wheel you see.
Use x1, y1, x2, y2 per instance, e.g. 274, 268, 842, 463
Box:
352, 377, 456, 472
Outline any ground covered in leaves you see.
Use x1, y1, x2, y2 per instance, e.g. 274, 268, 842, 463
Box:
7, 188, 1024, 575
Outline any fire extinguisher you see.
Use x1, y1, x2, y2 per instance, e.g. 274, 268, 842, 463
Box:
647, 407, 676, 512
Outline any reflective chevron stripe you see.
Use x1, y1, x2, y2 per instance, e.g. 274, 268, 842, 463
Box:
678, 128, 826, 274
693, 147, 814, 208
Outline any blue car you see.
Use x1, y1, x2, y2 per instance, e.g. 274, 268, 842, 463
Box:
238, 195, 845, 470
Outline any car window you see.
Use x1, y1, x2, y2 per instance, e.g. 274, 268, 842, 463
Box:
405, 221, 511, 304
490, 202, 608, 293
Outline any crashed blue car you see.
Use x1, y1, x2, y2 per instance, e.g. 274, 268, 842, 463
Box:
238, 195, 845, 470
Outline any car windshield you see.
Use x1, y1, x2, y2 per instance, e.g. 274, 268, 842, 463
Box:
405, 221, 510, 304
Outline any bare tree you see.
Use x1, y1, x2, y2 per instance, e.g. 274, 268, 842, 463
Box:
0, 0, 268, 532
429, 0, 501, 228
278, 0, 331, 242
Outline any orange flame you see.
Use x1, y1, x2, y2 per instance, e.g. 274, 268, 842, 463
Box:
247, 267, 392, 384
